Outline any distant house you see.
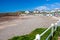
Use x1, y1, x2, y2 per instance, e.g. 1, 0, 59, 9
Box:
46, 14, 52, 16
45, 11, 53, 16
25, 10, 29, 14
51, 10, 55, 13
33, 10, 40, 13
58, 10, 60, 11
40, 10, 53, 16
51, 9, 60, 16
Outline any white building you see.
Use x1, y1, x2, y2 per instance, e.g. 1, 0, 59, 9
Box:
33, 10, 39, 13
25, 10, 29, 14
51, 10, 55, 12
46, 14, 52, 16
45, 10, 53, 16
58, 9, 60, 11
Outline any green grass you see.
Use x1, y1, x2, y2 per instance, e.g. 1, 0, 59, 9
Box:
8, 28, 51, 40
8, 26, 60, 40
52, 31, 58, 40
52, 26, 60, 40
57, 26, 60, 36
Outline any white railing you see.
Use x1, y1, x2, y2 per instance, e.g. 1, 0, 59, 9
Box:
34, 19, 60, 40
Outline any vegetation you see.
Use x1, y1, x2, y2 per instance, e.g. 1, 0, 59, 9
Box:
8, 28, 52, 40
8, 26, 60, 40
57, 26, 60, 37
51, 26, 60, 40
0, 12, 21, 16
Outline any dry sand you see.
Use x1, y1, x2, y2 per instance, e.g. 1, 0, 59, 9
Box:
0, 15, 59, 40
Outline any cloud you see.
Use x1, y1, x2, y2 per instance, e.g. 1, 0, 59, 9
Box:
48, 3, 60, 9
35, 3, 60, 11
35, 6, 49, 11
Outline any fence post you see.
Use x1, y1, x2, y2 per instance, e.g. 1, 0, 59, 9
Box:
34, 34, 41, 40
55, 23, 57, 31
56, 19, 60, 26
51, 23, 54, 37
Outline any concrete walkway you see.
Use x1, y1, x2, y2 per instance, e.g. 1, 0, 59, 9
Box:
0, 16, 58, 40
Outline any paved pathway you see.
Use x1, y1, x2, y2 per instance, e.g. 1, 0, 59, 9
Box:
0, 15, 58, 40
58, 37, 60, 40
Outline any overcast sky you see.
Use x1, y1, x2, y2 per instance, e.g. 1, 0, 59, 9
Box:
0, 0, 60, 12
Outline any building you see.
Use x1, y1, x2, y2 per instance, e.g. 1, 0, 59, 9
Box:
33, 10, 40, 13
25, 10, 29, 14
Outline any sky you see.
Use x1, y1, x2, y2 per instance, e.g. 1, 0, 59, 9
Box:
0, 0, 60, 12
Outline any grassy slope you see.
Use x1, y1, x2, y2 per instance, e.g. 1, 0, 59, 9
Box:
8, 26, 60, 40
8, 28, 51, 40
52, 26, 60, 40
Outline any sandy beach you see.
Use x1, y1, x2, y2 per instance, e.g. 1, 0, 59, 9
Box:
0, 15, 59, 40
